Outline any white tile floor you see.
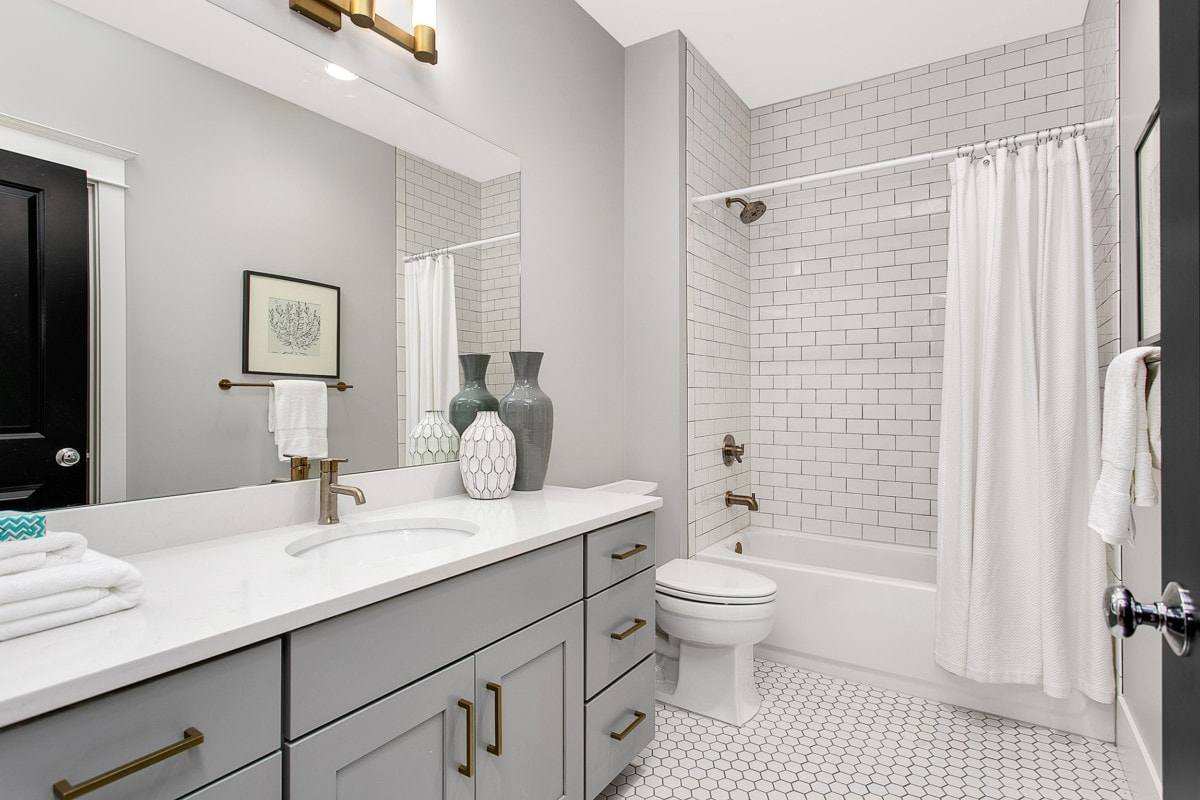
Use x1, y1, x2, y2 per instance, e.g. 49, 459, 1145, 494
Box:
601, 660, 1130, 800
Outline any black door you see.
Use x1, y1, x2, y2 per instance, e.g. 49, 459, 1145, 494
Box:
0, 148, 89, 510
1160, 2, 1200, 798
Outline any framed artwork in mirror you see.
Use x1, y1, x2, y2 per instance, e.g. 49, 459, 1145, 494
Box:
242, 271, 340, 378
1136, 106, 1161, 343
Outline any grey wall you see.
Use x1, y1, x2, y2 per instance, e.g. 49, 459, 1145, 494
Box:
623, 32, 687, 564
1, 2, 399, 500
212, 0, 628, 491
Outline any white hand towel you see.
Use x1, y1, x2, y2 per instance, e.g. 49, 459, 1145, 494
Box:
267, 380, 328, 462
0, 531, 87, 577
1148, 361, 1162, 469
1089, 347, 1160, 546
0, 550, 143, 641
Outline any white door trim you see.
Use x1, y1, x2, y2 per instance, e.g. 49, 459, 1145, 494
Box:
0, 114, 136, 503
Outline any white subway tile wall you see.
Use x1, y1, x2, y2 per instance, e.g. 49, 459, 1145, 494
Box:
395, 152, 521, 461
746, 28, 1087, 548
686, 43, 754, 556
1084, 0, 1120, 384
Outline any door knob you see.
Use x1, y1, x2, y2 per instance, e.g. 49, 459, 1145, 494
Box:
55, 448, 82, 468
1104, 582, 1197, 656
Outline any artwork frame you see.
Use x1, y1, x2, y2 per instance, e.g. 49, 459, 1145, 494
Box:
1135, 105, 1162, 344
242, 270, 341, 378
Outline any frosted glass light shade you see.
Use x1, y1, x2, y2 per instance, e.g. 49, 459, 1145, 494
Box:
412, 0, 436, 29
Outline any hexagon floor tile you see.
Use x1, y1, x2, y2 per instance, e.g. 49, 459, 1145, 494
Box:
600, 659, 1130, 800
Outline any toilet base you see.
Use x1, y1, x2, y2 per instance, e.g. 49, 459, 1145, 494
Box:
655, 639, 761, 726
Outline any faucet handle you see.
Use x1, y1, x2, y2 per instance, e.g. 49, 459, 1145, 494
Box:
319, 457, 349, 474
284, 455, 311, 481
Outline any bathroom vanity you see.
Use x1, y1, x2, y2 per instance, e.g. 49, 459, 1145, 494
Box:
0, 488, 659, 800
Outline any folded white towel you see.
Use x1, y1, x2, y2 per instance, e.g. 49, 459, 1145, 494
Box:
0, 550, 143, 641
268, 380, 328, 462
0, 531, 87, 577
1089, 347, 1161, 546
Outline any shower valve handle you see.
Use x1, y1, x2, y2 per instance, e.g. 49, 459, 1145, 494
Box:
1104, 582, 1197, 657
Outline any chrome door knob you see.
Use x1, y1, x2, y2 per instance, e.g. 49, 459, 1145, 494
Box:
55, 448, 82, 468
1104, 582, 1197, 656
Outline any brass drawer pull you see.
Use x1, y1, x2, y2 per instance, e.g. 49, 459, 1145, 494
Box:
609, 710, 647, 741
457, 698, 475, 777
611, 543, 647, 561
52, 727, 205, 799
610, 618, 648, 641
486, 682, 503, 757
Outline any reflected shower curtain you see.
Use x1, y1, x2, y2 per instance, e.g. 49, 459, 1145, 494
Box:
404, 254, 459, 458
936, 138, 1114, 703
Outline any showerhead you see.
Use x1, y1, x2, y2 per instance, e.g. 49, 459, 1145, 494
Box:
725, 196, 767, 224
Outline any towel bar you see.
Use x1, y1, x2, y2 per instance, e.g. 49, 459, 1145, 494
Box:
217, 379, 353, 391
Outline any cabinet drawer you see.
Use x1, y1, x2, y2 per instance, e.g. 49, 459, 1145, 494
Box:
0, 641, 281, 800
287, 537, 583, 738
180, 753, 281, 800
584, 655, 655, 800
584, 514, 655, 597
585, 568, 655, 699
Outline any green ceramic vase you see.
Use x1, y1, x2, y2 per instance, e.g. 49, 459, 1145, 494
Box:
449, 353, 500, 435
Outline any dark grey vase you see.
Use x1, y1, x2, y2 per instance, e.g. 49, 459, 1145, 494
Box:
449, 354, 500, 435
499, 351, 554, 491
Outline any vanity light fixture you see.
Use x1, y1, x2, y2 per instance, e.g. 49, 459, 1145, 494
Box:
289, 0, 438, 65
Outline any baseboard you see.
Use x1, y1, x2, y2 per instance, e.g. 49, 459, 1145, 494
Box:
1117, 695, 1162, 800
757, 644, 1115, 742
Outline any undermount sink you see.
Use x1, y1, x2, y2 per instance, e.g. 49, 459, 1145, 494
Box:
285, 518, 480, 563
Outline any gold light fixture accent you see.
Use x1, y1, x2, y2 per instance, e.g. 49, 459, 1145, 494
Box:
289, 0, 438, 65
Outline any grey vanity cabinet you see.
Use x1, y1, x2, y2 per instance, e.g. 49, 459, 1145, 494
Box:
474, 603, 584, 800
287, 603, 585, 800
286, 657, 476, 800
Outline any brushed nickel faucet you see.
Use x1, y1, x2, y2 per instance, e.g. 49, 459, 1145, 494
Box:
725, 490, 759, 512
319, 458, 366, 525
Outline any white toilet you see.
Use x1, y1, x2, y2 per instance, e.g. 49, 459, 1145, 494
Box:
654, 558, 777, 726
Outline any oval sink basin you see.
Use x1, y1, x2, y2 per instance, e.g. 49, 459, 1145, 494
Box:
286, 518, 479, 563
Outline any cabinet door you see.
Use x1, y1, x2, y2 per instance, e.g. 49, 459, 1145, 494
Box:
475, 603, 584, 800
287, 658, 475, 800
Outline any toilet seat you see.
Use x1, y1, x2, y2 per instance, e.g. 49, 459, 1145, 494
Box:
655, 559, 776, 605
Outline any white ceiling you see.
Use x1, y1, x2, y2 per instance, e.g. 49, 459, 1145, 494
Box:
575, 0, 1088, 109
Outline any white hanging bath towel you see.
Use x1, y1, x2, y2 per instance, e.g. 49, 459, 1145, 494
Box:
0, 531, 87, 577
404, 254, 460, 458
0, 550, 144, 641
1088, 347, 1161, 546
268, 380, 328, 461
937, 137, 1114, 704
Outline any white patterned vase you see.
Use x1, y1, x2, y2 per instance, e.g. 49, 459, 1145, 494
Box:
459, 411, 517, 500
407, 410, 460, 465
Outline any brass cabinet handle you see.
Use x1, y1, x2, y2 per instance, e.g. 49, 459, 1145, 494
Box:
52, 727, 205, 799
486, 682, 503, 756
611, 543, 647, 561
609, 710, 647, 741
610, 618, 648, 641
457, 698, 475, 777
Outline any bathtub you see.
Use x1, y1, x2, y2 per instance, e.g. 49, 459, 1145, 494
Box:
698, 528, 1114, 741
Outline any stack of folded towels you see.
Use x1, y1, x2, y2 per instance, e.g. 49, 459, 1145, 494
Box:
0, 512, 144, 641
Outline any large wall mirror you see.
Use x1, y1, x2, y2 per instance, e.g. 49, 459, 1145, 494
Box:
1, 0, 521, 509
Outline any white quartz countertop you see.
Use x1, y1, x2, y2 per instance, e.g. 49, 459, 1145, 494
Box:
0, 486, 661, 728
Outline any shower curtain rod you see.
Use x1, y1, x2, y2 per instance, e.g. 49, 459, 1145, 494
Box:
403, 231, 520, 262
691, 116, 1115, 204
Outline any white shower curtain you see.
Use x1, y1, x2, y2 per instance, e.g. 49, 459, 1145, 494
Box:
936, 138, 1114, 703
404, 254, 459, 450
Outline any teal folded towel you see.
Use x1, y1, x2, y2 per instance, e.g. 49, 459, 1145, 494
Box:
0, 511, 46, 541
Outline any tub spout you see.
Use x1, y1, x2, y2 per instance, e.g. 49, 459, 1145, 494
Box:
725, 491, 759, 512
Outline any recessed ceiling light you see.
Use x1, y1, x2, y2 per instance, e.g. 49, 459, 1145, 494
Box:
324, 63, 358, 81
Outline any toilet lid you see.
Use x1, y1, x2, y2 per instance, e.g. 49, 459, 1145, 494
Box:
655, 559, 776, 602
